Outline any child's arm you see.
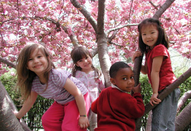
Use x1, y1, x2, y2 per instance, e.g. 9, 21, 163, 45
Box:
97, 73, 105, 90
150, 56, 162, 106
14, 91, 38, 119
64, 78, 89, 129
132, 83, 141, 93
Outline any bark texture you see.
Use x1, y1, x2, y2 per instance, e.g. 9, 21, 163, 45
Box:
0, 81, 31, 131
175, 102, 191, 131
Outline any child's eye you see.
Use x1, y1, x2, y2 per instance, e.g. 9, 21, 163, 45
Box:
78, 59, 82, 62
37, 55, 42, 58
130, 76, 134, 79
28, 58, 32, 61
122, 78, 127, 80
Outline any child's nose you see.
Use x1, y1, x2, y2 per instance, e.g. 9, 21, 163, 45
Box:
128, 79, 134, 84
146, 34, 151, 38
34, 58, 39, 63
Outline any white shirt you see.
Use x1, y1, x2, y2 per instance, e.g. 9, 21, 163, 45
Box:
75, 70, 105, 103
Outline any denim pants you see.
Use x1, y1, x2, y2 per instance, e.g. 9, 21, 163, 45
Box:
152, 88, 180, 131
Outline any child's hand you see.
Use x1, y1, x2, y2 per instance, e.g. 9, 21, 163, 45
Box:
94, 78, 100, 84
79, 116, 89, 129
132, 51, 142, 62
13, 110, 21, 121
13, 110, 19, 118
132, 83, 141, 93
150, 93, 161, 106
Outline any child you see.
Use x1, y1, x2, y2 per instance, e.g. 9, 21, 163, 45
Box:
132, 18, 180, 131
71, 46, 105, 131
91, 61, 145, 131
14, 43, 90, 131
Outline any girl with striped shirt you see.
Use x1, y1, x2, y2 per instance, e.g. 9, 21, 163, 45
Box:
14, 43, 90, 131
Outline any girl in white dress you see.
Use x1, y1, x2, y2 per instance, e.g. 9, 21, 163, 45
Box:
71, 46, 105, 131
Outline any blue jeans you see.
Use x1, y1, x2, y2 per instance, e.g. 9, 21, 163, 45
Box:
152, 88, 180, 131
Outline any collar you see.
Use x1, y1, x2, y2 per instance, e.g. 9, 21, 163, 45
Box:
111, 84, 129, 94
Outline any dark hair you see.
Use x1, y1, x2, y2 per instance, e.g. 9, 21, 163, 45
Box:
109, 61, 131, 78
138, 18, 169, 53
71, 46, 101, 78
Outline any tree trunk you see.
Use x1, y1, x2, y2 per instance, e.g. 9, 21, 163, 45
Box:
133, 55, 143, 86
0, 81, 31, 131
146, 111, 152, 131
97, 0, 111, 87
175, 102, 191, 131
133, 55, 143, 131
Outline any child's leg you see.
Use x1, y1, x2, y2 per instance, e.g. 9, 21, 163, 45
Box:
152, 88, 180, 131
166, 88, 180, 129
42, 101, 65, 131
62, 93, 90, 131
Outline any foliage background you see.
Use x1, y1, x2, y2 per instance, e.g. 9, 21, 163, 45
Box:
1, 69, 190, 131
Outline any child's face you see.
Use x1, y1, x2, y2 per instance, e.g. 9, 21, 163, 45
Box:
141, 25, 159, 49
76, 55, 92, 73
27, 48, 48, 76
110, 67, 135, 92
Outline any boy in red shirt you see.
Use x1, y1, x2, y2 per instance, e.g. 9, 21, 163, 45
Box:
91, 61, 145, 131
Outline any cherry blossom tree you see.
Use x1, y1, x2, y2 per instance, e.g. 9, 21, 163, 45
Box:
0, 0, 191, 130
0, 0, 190, 79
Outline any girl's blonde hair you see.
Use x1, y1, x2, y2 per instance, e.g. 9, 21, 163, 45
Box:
16, 43, 55, 100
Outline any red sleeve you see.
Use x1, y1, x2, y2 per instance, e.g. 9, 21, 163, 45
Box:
118, 92, 145, 119
131, 93, 145, 118
91, 98, 98, 113
109, 89, 145, 119
152, 44, 168, 58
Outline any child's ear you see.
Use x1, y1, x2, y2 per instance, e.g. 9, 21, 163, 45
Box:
110, 78, 116, 85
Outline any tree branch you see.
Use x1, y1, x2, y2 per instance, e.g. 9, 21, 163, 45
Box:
144, 67, 191, 115
177, 90, 191, 113
153, 0, 175, 19
107, 23, 138, 34
175, 102, 191, 131
70, 0, 97, 33
0, 57, 16, 68
97, 0, 105, 35
28, 16, 79, 46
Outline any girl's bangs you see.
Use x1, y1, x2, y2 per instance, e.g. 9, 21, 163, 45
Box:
74, 50, 88, 62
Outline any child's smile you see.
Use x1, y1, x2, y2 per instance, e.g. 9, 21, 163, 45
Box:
141, 25, 159, 49
27, 48, 48, 76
